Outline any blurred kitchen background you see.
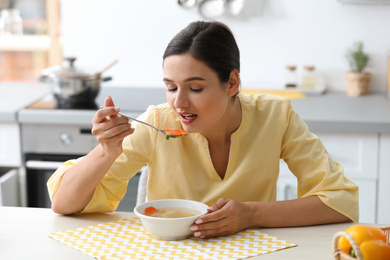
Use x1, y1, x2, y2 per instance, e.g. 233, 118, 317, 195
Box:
1, 0, 390, 224
1, 0, 389, 91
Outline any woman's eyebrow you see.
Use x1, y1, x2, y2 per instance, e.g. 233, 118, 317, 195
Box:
163, 76, 205, 82
163, 78, 173, 82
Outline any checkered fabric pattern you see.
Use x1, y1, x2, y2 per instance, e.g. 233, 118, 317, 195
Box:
49, 217, 296, 260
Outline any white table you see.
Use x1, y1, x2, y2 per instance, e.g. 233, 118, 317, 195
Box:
0, 206, 361, 259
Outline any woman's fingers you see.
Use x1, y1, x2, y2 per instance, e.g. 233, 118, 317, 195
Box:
207, 198, 230, 213
191, 199, 230, 238
93, 106, 119, 123
191, 215, 231, 238
191, 199, 252, 239
91, 98, 135, 148
195, 198, 229, 224
104, 95, 115, 107
94, 118, 133, 141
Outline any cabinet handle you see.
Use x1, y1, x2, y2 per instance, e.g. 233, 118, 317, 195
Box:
25, 160, 63, 170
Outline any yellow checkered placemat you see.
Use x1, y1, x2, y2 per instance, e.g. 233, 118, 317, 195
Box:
49, 217, 296, 260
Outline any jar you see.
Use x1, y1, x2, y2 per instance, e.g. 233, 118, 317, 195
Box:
285, 65, 297, 88
301, 65, 317, 89
0, 9, 23, 35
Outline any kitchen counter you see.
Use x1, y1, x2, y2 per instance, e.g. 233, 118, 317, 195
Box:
18, 86, 167, 125
0, 82, 51, 122
291, 92, 390, 133
0, 206, 372, 260
16, 86, 390, 134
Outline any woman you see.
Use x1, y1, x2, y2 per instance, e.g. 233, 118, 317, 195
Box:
48, 21, 358, 239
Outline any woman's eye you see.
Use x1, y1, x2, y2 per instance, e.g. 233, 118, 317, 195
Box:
166, 86, 177, 92
191, 88, 203, 93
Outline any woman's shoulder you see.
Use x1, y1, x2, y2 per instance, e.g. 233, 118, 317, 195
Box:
141, 102, 180, 127
239, 92, 292, 111
145, 102, 175, 116
240, 92, 290, 101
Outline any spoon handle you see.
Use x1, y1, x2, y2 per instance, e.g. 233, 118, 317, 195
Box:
99, 106, 162, 134
117, 112, 162, 133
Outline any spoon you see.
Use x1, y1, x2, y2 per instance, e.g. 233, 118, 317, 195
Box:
100, 107, 189, 140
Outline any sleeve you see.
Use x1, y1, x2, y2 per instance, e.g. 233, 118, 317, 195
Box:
47, 106, 159, 213
280, 100, 359, 222
47, 157, 131, 213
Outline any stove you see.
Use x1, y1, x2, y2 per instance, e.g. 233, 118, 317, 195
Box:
19, 86, 166, 208
54, 93, 99, 110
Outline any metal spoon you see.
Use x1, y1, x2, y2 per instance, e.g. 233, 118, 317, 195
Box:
119, 112, 189, 140
100, 107, 189, 139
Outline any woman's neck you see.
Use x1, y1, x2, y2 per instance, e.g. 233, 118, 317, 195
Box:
204, 96, 242, 146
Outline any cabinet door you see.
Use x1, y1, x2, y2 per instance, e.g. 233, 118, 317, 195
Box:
378, 134, 390, 224
315, 132, 378, 180
0, 123, 22, 167
279, 132, 378, 179
276, 176, 375, 223
352, 179, 376, 223
0, 168, 19, 206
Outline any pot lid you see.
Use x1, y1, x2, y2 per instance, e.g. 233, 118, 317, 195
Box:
42, 57, 98, 79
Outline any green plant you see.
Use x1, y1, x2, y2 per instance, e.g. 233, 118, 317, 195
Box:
345, 41, 369, 73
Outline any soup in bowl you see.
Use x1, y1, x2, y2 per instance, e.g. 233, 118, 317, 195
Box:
134, 199, 208, 241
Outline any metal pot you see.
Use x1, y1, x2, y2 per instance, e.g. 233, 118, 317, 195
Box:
40, 57, 112, 99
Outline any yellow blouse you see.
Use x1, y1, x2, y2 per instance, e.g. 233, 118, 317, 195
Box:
47, 93, 359, 222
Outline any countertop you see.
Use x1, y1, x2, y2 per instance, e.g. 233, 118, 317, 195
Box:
2, 82, 390, 133
0, 206, 366, 260
18, 85, 167, 125
0, 82, 51, 122
291, 92, 390, 133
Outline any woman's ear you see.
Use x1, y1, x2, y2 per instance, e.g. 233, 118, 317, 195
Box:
227, 69, 240, 97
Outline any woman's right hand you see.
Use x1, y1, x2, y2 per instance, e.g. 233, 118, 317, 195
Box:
92, 96, 135, 157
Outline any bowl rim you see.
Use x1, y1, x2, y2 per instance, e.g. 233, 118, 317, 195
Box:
133, 199, 208, 221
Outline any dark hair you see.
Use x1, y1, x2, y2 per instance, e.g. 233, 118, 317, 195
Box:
163, 21, 240, 87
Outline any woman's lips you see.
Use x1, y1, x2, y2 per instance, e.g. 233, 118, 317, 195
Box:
180, 113, 197, 125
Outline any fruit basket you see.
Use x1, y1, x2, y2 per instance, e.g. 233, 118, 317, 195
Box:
333, 225, 390, 260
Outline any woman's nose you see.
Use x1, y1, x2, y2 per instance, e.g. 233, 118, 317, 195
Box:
174, 89, 189, 108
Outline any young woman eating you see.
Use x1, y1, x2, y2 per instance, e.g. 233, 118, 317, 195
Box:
48, 21, 358, 239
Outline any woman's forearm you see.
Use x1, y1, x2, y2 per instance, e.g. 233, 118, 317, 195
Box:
51, 144, 119, 215
190, 196, 351, 239
249, 196, 351, 228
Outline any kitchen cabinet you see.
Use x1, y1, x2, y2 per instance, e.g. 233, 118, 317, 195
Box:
378, 134, 390, 224
277, 132, 378, 223
1, 82, 52, 207
0, 124, 21, 206
0, 123, 22, 167
0, 168, 19, 206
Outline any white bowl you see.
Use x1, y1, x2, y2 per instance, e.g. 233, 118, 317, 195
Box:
134, 199, 208, 241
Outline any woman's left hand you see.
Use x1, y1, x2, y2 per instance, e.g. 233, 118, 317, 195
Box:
190, 198, 254, 238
